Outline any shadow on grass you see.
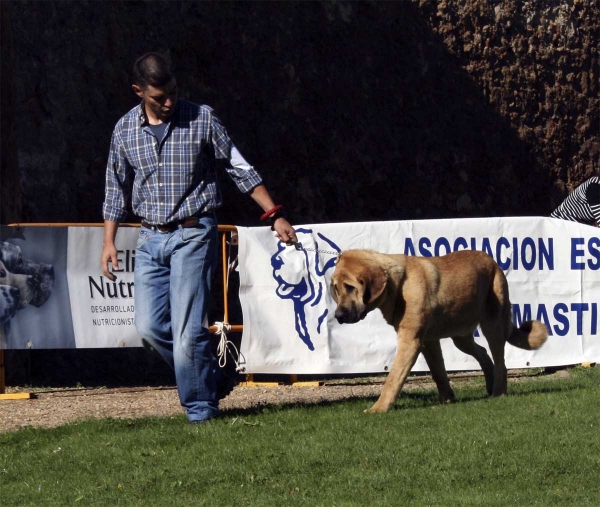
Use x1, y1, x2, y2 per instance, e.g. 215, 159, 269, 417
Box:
220, 372, 584, 419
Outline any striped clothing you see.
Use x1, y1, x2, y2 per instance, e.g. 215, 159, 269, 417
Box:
103, 100, 263, 225
551, 177, 600, 226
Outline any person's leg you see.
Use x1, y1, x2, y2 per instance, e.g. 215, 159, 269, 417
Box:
170, 215, 220, 422
134, 227, 174, 366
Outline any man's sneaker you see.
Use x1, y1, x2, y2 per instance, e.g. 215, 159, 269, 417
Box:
189, 418, 213, 425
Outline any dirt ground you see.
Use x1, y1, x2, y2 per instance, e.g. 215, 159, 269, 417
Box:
1, 377, 388, 433
0, 370, 563, 433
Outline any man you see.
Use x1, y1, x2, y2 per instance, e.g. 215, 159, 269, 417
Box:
101, 52, 297, 423
551, 176, 600, 227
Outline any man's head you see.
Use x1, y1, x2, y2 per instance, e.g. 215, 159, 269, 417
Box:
131, 52, 178, 122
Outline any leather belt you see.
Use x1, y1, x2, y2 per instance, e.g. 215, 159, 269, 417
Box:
141, 216, 201, 232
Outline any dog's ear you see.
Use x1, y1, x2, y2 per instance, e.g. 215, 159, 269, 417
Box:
329, 279, 338, 303
362, 266, 387, 305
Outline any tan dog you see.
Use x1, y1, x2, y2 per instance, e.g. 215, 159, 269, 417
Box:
330, 249, 548, 413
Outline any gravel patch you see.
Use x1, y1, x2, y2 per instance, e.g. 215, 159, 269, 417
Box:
0, 370, 549, 432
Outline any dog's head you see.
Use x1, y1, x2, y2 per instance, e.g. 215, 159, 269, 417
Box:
330, 250, 388, 324
0, 260, 34, 308
0, 241, 54, 307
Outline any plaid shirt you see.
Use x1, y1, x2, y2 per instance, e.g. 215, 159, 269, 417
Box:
103, 99, 263, 225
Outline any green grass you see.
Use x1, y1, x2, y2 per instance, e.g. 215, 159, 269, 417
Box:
2, 367, 600, 506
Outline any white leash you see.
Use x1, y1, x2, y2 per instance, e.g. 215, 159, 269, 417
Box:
215, 321, 245, 371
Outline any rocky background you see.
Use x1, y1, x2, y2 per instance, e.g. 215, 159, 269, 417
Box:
1, 0, 598, 385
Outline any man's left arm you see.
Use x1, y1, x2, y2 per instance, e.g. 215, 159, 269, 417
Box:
210, 112, 297, 243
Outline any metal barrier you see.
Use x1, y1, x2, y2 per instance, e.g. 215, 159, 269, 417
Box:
0, 223, 245, 399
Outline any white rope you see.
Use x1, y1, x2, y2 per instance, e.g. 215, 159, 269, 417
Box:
214, 321, 245, 371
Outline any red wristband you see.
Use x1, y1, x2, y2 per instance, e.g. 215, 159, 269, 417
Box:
260, 205, 283, 222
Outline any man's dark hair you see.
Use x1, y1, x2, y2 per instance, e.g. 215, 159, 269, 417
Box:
132, 52, 174, 88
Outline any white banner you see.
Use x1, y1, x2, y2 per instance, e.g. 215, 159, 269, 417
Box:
67, 227, 140, 348
237, 217, 600, 373
2, 218, 598, 377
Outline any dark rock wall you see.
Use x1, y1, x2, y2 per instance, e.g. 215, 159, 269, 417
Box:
0, 2, 21, 224
418, 0, 600, 199
4, 0, 599, 226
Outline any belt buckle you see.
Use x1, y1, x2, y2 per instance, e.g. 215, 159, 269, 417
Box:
182, 216, 199, 228
155, 223, 173, 233
149, 216, 198, 232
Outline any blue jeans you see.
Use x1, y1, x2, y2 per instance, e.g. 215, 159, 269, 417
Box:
134, 215, 220, 422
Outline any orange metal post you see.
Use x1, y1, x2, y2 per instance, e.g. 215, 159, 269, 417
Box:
222, 230, 229, 324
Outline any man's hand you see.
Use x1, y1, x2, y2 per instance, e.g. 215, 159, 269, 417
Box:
273, 217, 298, 245
101, 243, 119, 281
101, 220, 120, 281
247, 185, 298, 244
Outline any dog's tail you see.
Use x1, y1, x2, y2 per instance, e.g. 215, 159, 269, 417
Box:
490, 265, 548, 351
506, 319, 548, 350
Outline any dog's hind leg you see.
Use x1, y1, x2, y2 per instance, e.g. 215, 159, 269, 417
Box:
479, 266, 510, 396
451, 335, 495, 396
421, 340, 455, 403
480, 321, 508, 396
365, 331, 421, 413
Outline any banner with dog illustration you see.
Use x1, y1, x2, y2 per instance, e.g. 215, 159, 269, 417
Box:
0, 225, 141, 349
237, 217, 599, 373
2, 218, 598, 377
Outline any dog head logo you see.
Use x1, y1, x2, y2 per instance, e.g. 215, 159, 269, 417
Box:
270, 229, 341, 350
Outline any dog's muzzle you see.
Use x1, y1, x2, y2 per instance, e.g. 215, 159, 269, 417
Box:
335, 306, 363, 324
